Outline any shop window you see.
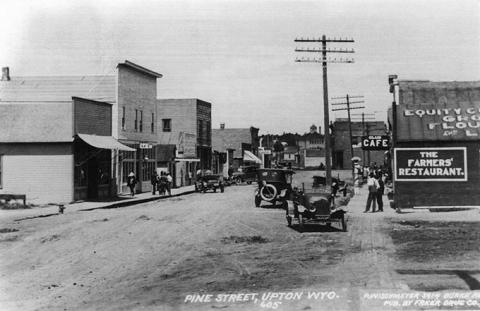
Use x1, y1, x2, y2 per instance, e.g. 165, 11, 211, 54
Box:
121, 107, 126, 130
163, 119, 171, 132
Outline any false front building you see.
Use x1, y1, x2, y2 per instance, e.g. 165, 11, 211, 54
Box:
389, 80, 480, 209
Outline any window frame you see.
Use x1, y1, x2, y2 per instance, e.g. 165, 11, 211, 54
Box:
134, 109, 138, 131
121, 106, 126, 130
162, 118, 172, 132
151, 113, 155, 133
139, 110, 143, 133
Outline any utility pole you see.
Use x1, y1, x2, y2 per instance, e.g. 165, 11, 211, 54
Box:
352, 112, 375, 166
295, 35, 354, 187
331, 95, 364, 182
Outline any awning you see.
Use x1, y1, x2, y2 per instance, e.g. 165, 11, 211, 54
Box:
77, 134, 135, 152
175, 158, 200, 162
243, 150, 262, 164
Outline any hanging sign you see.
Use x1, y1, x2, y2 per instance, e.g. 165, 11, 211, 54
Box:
361, 135, 389, 150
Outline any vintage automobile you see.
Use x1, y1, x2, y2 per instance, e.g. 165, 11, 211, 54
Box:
286, 190, 347, 232
195, 173, 225, 193
232, 165, 258, 184
254, 168, 294, 208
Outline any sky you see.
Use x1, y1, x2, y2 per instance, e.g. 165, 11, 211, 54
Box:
0, 0, 479, 134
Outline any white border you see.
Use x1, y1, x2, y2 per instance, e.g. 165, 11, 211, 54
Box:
394, 147, 468, 182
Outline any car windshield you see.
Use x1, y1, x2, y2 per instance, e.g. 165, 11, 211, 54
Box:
204, 175, 219, 180
258, 170, 288, 182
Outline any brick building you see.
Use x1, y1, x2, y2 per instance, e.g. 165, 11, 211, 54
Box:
331, 119, 387, 169
389, 80, 480, 209
156, 98, 212, 187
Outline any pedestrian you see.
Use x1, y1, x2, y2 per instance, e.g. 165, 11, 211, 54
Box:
159, 172, 168, 196
376, 171, 385, 212
364, 172, 379, 212
127, 172, 137, 197
166, 171, 173, 196
151, 171, 159, 195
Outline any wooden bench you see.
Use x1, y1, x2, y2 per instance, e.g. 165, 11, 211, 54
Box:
0, 194, 27, 206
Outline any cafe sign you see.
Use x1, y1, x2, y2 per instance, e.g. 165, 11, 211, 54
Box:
361, 135, 389, 150
394, 147, 467, 182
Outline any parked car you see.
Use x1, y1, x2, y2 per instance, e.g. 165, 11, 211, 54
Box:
195, 173, 224, 193
232, 165, 258, 184
254, 168, 294, 208
286, 189, 347, 232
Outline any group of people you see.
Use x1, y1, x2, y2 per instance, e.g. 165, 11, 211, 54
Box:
364, 170, 385, 213
125, 171, 173, 197
151, 171, 173, 196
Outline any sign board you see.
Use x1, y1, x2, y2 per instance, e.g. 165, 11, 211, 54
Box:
396, 82, 480, 141
177, 132, 197, 158
139, 143, 153, 149
361, 135, 389, 150
394, 147, 467, 181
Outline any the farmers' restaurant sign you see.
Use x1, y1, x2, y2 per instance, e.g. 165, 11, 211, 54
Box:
394, 147, 467, 182
361, 135, 389, 150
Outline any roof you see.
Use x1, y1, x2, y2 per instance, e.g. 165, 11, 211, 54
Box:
0, 75, 116, 102
398, 80, 480, 90
118, 60, 163, 78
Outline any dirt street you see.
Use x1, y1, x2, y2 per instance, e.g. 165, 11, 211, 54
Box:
0, 175, 479, 311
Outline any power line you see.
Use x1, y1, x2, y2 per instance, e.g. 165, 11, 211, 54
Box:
294, 35, 354, 187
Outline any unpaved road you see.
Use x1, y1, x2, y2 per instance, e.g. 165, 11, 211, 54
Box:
0, 180, 479, 311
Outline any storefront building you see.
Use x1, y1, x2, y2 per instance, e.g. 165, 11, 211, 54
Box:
156, 99, 212, 187
390, 80, 480, 208
115, 61, 163, 194
0, 94, 132, 204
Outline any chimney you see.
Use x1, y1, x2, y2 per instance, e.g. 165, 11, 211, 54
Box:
220, 123, 225, 130
1, 67, 10, 81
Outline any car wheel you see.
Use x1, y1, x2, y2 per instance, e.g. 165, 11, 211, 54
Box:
287, 216, 292, 227
220, 186, 224, 193
260, 184, 277, 201
214, 187, 217, 193
247, 181, 252, 185
235, 177, 242, 184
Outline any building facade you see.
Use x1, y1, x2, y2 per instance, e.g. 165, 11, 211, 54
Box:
331, 119, 387, 169
156, 98, 212, 187
389, 80, 480, 209
212, 125, 260, 171
115, 61, 163, 194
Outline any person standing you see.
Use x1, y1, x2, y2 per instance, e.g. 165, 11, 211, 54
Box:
159, 172, 168, 196
364, 172, 379, 212
127, 172, 137, 197
151, 171, 159, 195
376, 171, 385, 212
166, 172, 173, 196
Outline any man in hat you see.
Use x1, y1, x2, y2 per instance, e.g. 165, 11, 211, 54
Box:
127, 172, 137, 197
